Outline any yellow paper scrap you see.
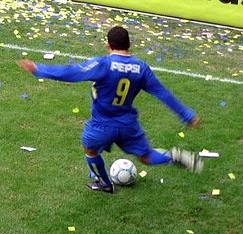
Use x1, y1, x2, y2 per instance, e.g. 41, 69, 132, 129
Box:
14, 29, 19, 35
68, 226, 75, 232
201, 149, 209, 153
228, 173, 235, 180
72, 108, 80, 114
139, 171, 147, 177
178, 132, 185, 138
233, 34, 240, 39
212, 189, 220, 196
115, 15, 123, 22
186, 230, 194, 234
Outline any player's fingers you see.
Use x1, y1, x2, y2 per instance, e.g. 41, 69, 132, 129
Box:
188, 117, 201, 128
17, 59, 36, 73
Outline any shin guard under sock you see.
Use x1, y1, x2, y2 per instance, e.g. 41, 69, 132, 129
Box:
85, 154, 112, 186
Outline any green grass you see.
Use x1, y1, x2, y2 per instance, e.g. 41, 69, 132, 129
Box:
74, 0, 243, 29
1, 1, 243, 234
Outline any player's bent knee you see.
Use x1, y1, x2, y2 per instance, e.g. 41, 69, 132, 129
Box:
138, 155, 150, 165
84, 147, 98, 157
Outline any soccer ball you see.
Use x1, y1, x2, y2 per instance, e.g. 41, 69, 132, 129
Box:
109, 159, 137, 185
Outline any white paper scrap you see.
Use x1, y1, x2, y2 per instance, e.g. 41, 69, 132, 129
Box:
199, 151, 219, 158
43, 53, 55, 60
20, 146, 37, 152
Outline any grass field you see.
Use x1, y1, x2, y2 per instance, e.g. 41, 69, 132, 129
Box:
74, 0, 243, 29
1, 1, 243, 234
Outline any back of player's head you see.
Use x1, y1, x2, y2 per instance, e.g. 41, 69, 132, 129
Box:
107, 26, 130, 50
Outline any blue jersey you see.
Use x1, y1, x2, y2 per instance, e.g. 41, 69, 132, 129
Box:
34, 54, 195, 126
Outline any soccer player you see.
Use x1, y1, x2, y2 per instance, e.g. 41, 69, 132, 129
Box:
18, 26, 203, 194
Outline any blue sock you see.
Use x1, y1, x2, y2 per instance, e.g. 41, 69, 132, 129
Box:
85, 154, 112, 186
147, 149, 172, 165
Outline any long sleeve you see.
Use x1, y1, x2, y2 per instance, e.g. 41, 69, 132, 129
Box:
33, 57, 106, 82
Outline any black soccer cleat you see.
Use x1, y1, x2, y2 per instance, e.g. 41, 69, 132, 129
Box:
86, 181, 114, 194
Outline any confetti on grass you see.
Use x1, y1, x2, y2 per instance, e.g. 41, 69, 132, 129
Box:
1, 0, 243, 83
186, 230, 194, 234
22, 52, 28, 56
20, 92, 29, 99
199, 150, 219, 158
139, 171, 147, 177
20, 146, 37, 152
72, 107, 80, 114
228, 173, 236, 180
178, 132, 185, 138
212, 189, 220, 196
43, 53, 55, 60
199, 194, 210, 201
220, 100, 227, 108
68, 226, 75, 232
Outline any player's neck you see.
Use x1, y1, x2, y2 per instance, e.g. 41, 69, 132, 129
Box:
110, 49, 130, 56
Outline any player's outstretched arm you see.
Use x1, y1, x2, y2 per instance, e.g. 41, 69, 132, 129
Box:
17, 58, 105, 83
17, 59, 37, 74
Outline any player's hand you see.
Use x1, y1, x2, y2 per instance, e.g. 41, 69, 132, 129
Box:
17, 59, 37, 74
187, 116, 201, 128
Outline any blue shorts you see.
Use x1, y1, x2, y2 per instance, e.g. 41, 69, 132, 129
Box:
82, 120, 151, 156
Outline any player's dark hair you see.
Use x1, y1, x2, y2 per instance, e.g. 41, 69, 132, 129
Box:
107, 26, 130, 50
